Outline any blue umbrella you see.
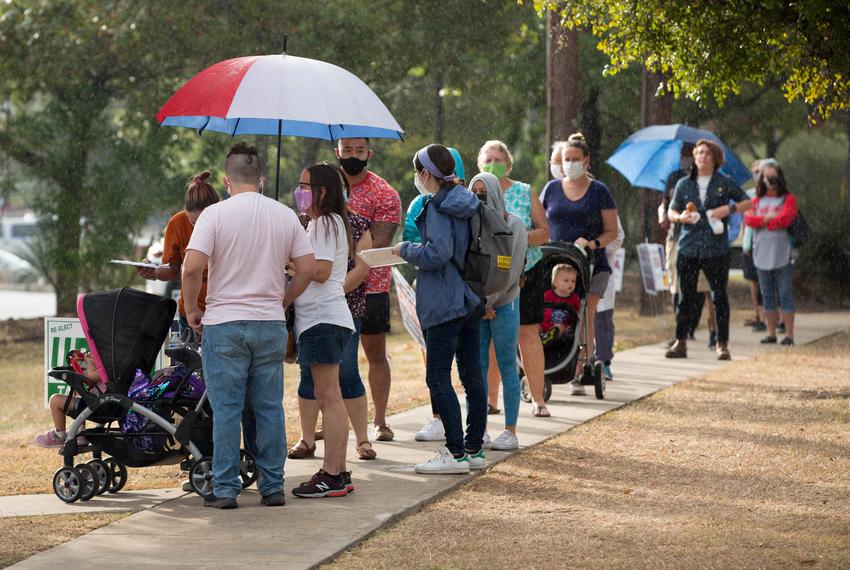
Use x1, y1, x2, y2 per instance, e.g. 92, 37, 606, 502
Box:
606, 124, 751, 192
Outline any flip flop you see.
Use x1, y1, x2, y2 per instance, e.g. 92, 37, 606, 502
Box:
532, 405, 551, 418
487, 403, 501, 415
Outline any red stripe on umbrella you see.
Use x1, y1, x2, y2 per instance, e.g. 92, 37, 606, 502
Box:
155, 56, 260, 123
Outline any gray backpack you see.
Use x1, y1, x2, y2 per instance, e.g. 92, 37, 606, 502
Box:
452, 201, 515, 299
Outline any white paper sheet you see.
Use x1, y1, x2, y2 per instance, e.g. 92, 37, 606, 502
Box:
109, 259, 166, 269
357, 247, 407, 268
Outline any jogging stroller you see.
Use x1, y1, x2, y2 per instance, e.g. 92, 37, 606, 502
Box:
519, 242, 606, 401
48, 287, 256, 503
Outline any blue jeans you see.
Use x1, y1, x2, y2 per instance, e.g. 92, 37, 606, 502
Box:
758, 264, 795, 313
594, 309, 615, 364
298, 321, 362, 399
181, 315, 259, 459
424, 309, 486, 456
202, 320, 286, 499
479, 300, 520, 428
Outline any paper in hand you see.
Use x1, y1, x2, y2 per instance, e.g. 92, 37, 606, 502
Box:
109, 259, 166, 269
357, 247, 407, 268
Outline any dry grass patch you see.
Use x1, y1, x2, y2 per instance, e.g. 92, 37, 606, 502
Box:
0, 512, 127, 567
329, 330, 850, 569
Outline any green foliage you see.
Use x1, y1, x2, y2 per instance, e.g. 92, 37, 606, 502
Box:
534, 0, 850, 121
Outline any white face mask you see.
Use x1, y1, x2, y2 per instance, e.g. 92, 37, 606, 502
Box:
563, 160, 585, 181
414, 172, 430, 196
550, 163, 564, 179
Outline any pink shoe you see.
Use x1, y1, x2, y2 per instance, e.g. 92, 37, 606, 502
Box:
35, 429, 65, 447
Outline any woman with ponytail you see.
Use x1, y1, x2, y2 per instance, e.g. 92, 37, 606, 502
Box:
392, 144, 487, 475
138, 171, 220, 342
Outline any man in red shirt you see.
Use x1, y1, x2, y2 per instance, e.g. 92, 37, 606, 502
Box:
336, 138, 401, 442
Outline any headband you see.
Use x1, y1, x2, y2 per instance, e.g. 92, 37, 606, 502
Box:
417, 147, 456, 181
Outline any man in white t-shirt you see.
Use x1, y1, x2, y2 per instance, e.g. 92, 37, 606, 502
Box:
182, 143, 315, 509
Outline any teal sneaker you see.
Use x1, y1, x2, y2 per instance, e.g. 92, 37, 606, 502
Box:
461, 448, 486, 471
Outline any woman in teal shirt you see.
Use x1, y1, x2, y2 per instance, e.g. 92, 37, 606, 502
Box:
477, 140, 551, 417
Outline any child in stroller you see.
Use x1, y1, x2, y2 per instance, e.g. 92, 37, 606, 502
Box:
540, 263, 581, 348
519, 242, 606, 401
36, 350, 106, 448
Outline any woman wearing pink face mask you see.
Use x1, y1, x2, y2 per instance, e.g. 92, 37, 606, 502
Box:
289, 165, 375, 498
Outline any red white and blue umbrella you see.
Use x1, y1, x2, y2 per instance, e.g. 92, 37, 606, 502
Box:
156, 52, 404, 199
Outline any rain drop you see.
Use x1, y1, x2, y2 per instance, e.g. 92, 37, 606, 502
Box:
129, 23, 136, 30
32, 32, 39, 40
100, 25, 107, 32
129, 76, 135, 83
92, 16, 99, 23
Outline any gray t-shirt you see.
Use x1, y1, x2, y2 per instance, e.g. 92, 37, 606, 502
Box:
752, 196, 791, 270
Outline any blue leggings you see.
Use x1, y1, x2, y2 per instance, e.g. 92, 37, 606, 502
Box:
479, 300, 520, 428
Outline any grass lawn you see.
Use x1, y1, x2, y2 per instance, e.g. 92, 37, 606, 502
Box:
0, 513, 128, 568
330, 329, 850, 569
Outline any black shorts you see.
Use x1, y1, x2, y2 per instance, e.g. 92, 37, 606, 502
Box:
519, 263, 546, 325
361, 292, 391, 335
741, 251, 759, 282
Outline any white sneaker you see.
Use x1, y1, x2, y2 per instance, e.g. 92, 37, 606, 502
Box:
490, 430, 519, 451
414, 447, 471, 474
462, 449, 486, 470
414, 418, 445, 442
482, 431, 492, 449
570, 379, 587, 396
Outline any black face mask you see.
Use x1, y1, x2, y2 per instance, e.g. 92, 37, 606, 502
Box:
766, 176, 780, 187
476, 192, 488, 204
339, 156, 368, 176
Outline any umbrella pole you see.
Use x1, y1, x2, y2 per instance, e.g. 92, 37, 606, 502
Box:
275, 120, 282, 201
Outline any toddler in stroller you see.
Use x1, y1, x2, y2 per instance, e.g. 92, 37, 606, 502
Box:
519, 242, 606, 401
36, 350, 106, 448
45, 287, 256, 503
540, 263, 581, 348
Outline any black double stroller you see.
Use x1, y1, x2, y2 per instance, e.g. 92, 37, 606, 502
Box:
519, 242, 606, 401
48, 288, 256, 502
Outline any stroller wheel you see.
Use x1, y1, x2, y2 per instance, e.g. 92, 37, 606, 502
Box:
543, 379, 552, 403
240, 449, 258, 489
519, 377, 532, 403
52, 467, 83, 503
593, 361, 606, 400
74, 463, 98, 501
87, 459, 112, 495
103, 458, 128, 493
190, 456, 214, 498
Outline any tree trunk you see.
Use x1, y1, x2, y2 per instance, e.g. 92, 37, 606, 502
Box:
546, 12, 579, 152
434, 71, 445, 144
639, 68, 673, 316
580, 86, 601, 174
844, 113, 850, 205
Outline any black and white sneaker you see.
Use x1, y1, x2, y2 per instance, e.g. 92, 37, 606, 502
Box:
292, 469, 348, 498
341, 471, 354, 493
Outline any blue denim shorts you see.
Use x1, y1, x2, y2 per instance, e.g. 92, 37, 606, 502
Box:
299, 319, 364, 400
297, 323, 353, 366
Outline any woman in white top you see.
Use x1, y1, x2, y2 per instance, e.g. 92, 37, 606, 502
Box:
291, 163, 355, 499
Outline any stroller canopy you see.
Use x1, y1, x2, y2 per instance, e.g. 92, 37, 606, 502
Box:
77, 288, 176, 394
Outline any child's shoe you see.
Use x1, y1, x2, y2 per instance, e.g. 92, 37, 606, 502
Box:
35, 429, 64, 447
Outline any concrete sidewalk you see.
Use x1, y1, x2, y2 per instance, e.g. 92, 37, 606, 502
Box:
9, 312, 849, 569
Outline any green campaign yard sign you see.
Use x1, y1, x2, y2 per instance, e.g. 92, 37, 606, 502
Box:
43, 318, 88, 408
43, 317, 166, 408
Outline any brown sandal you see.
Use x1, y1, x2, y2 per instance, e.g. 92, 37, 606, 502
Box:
286, 440, 316, 459
356, 441, 377, 460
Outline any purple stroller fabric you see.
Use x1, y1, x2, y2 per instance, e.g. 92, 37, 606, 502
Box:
122, 365, 205, 451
